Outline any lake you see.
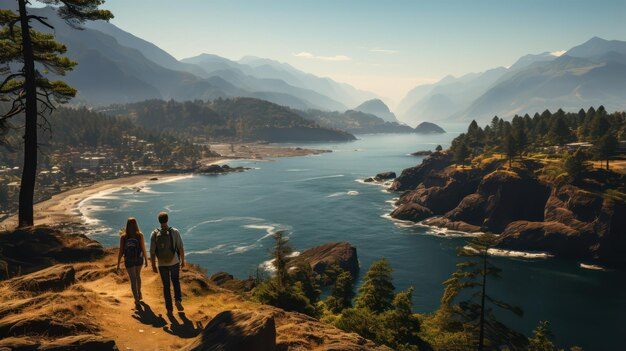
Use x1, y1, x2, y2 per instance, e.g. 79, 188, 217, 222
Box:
82, 133, 625, 350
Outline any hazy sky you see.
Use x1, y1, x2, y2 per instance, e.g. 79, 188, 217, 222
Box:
101, 0, 626, 105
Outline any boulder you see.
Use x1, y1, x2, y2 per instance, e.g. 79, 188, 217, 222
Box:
0, 337, 39, 351
390, 203, 433, 222
363, 177, 375, 183
209, 272, 256, 293
8, 265, 75, 292
290, 242, 359, 278
0, 227, 104, 276
374, 172, 396, 181
38, 335, 118, 351
182, 310, 275, 351
390, 152, 452, 191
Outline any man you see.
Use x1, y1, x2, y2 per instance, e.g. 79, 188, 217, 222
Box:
150, 212, 185, 313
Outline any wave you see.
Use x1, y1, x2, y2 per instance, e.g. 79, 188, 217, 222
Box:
259, 251, 301, 273
285, 169, 310, 172
327, 190, 360, 198
184, 216, 265, 235
228, 222, 292, 255
186, 244, 227, 256
293, 174, 344, 182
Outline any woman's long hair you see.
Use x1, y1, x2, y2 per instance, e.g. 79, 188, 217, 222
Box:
124, 218, 142, 239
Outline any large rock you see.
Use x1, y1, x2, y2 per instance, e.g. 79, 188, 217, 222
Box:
390, 152, 452, 191
498, 221, 594, 258
291, 242, 359, 278
7, 265, 75, 292
421, 216, 482, 233
209, 272, 256, 293
182, 310, 276, 351
0, 337, 39, 351
38, 335, 118, 351
0, 227, 104, 276
390, 203, 433, 222
374, 171, 396, 181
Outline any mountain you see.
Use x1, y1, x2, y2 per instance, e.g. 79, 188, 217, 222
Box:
12, 6, 377, 111
398, 37, 626, 124
297, 109, 414, 134
414, 122, 446, 134
105, 98, 356, 142
353, 99, 398, 122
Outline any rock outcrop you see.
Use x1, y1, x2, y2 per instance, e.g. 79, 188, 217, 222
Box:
209, 272, 256, 293
198, 164, 251, 175
374, 171, 396, 181
9, 264, 75, 292
0, 226, 104, 276
289, 242, 359, 279
182, 310, 276, 351
388, 153, 626, 265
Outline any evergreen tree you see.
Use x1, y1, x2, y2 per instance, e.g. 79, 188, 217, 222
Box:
325, 270, 355, 313
548, 115, 572, 145
442, 234, 522, 351
435, 144, 443, 152
382, 287, 421, 349
452, 141, 470, 167
0, 1, 112, 227
563, 149, 589, 183
528, 321, 560, 351
588, 114, 611, 141
355, 257, 395, 313
593, 133, 618, 170
291, 260, 321, 304
271, 231, 292, 288
514, 126, 528, 158
501, 131, 518, 168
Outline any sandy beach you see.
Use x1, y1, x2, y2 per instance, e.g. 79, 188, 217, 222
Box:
0, 144, 329, 231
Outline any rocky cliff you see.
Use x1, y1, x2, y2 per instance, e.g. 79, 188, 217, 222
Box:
0, 227, 390, 351
389, 153, 626, 266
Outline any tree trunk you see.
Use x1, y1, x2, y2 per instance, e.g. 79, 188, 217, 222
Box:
17, 0, 37, 228
606, 159, 609, 170
478, 250, 487, 351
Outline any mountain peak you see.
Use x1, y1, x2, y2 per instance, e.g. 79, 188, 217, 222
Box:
566, 37, 626, 58
354, 99, 398, 122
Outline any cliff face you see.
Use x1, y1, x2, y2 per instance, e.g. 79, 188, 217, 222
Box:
0, 228, 389, 351
390, 154, 626, 266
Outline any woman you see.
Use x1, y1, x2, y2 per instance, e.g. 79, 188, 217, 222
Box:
116, 218, 149, 309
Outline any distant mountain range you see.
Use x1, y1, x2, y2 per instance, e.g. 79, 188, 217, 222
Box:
398, 37, 626, 125
15, 6, 378, 111
353, 99, 399, 122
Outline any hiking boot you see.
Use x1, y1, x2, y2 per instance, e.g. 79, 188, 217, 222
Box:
175, 300, 184, 311
134, 300, 141, 310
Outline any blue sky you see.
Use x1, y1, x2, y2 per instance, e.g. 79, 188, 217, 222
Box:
101, 0, 626, 104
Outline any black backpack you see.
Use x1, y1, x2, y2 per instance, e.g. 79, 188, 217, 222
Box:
123, 236, 143, 265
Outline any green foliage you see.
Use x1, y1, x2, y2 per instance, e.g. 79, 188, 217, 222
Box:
563, 149, 589, 183
442, 234, 522, 350
270, 230, 292, 288
334, 307, 383, 342
291, 260, 321, 305
325, 270, 355, 313
452, 140, 471, 166
354, 257, 395, 313
253, 278, 317, 317
528, 321, 560, 351
501, 131, 519, 167
380, 287, 421, 350
593, 132, 618, 170
435, 144, 443, 152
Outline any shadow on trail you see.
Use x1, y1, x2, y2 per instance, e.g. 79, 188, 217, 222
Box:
132, 302, 167, 328
164, 311, 203, 338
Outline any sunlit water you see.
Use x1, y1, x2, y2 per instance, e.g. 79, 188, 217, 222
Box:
82, 133, 625, 350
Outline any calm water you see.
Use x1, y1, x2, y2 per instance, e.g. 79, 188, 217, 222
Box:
83, 133, 625, 350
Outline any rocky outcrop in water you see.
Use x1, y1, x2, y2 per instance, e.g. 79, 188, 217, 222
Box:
389, 153, 626, 265
290, 242, 359, 279
198, 164, 251, 175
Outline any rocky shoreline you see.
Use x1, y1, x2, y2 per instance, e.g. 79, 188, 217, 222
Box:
383, 152, 626, 267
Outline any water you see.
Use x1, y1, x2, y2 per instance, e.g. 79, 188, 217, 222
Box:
82, 133, 625, 350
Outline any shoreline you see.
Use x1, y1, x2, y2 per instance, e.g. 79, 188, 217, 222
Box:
0, 144, 329, 230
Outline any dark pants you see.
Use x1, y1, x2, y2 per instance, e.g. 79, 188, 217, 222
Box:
158, 263, 181, 310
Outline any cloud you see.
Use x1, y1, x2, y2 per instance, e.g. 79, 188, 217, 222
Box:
550, 50, 566, 57
369, 48, 399, 55
292, 51, 351, 61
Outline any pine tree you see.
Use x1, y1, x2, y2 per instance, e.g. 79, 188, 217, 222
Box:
593, 133, 618, 170
501, 131, 518, 168
325, 270, 355, 313
588, 114, 611, 141
0, 1, 112, 227
291, 260, 321, 304
271, 231, 292, 288
452, 141, 470, 167
382, 287, 421, 348
528, 321, 560, 351
563, 149, 589, 183
548, 115, 572, 146
435, 144, 443, 152
355, 257, 395, 313
441, 234, 522, 351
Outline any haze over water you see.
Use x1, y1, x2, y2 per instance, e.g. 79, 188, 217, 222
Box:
82, 133, 625, 350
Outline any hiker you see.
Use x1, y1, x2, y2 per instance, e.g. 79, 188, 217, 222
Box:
150, 212, 185, 313
116, 218, 149, 309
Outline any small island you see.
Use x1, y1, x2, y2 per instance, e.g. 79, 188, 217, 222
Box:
414, 122, 446, 134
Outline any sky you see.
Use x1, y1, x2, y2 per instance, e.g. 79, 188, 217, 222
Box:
99, 0, 626, 105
